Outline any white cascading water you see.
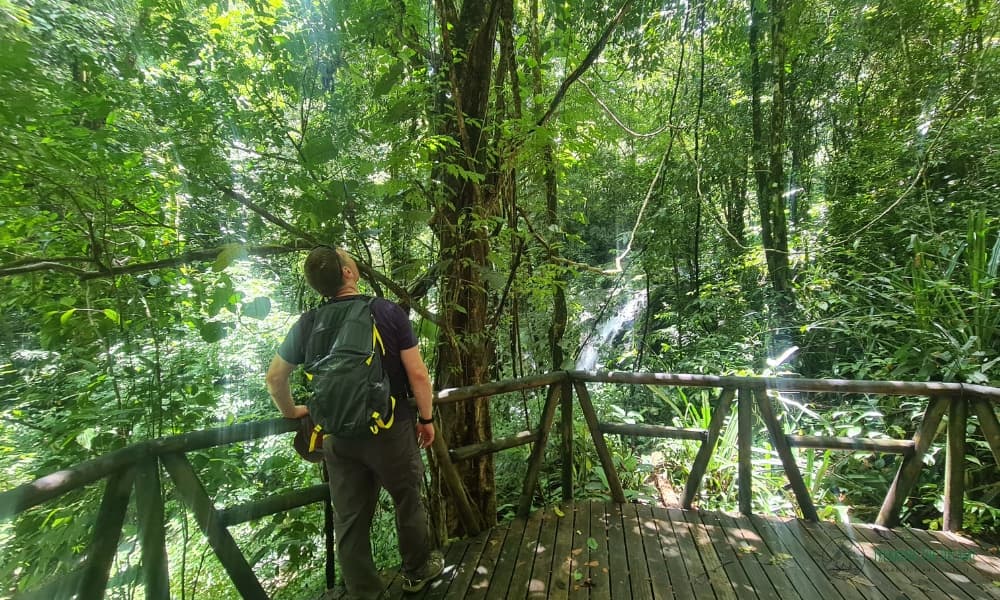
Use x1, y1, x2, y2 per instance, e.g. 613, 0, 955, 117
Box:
575, 293, 645, 371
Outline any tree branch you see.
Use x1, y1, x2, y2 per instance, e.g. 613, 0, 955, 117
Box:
536, 0, 636, 127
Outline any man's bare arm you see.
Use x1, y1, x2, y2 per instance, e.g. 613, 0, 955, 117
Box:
266, 354, 309, 419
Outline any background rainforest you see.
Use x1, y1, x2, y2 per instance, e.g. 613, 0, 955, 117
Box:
1, 0, 998, 597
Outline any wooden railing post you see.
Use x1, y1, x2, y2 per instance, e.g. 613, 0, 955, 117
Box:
518, 383, 564, 517
574, 381, 626, 503
737, 387, 753, 516
971, 399, 1000, 466
77, 466, 136, 599
682, 387, 736, 509
943, 396, 968, 532
755, 388, 819, 521
560, 379, 574, 501
428, 432, 483, 535
161, 453, 268, 600
876, 397, 949, 527
135, 459, 169, 600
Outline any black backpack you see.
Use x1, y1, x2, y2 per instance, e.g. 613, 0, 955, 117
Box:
302, 297, 396, 446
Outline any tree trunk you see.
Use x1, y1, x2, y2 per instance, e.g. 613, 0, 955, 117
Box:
428, 0, 502, 538
750, 0, 794, 303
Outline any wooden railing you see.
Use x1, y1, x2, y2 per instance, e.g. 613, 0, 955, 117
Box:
1, 371, 999, 599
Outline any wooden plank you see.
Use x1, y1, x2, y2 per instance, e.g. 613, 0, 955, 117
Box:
933, 529, 1000, 589
854, 523, 980, 600
636, 505, 679, 600
738, 387, 753, 516
585, 501, 611, 595
519, 384, 564, 517
666, 507, 715, 599
419, 534, 475, 599
466, 522, 512, 598
527, 505, 563, 599
78, 466, 135, 599
680, 509, 737, 600
682, 387, 736, 508
562, 381, 574, 501
605, 502, 631, 599
620, 503, 654, 600
693, 510, 757, 599
483, 514, 529, 600
574, 383, 626, 503
505, 510, 545, 598
428, 531, 490, 600
568, 501, 593, 600
754, 388, 818, 521
754, 516, 861, 600
748, 515, 838, 600
891, 526, 1000, 599
160, 453, 267, 600
545, 501, 578, 600
134, 459, 169, 600
876, 397, 948, 527
825, 520, 935, 600
788, 519, 887, 600
944, 397, 968, 532
649, 505, 696, 600
719, 512, 798, 599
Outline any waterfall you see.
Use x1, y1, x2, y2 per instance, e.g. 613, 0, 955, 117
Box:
575, 293, 645, 371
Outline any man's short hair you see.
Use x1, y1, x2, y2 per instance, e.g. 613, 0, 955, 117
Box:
304, 246, 343, 297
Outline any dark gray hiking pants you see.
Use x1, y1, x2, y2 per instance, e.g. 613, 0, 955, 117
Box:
322, 419, 431, 599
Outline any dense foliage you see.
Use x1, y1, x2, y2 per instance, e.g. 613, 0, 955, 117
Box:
1, 0, 997, 597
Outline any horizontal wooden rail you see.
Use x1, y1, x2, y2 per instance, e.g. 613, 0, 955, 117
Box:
786, 435, 915, 454
598, 422, 707, 441
0, 418, 297, 520
567, 370, 1000, 401
450, 429, 539, 462
218, 484, 329, 526
3, 370, 999, 600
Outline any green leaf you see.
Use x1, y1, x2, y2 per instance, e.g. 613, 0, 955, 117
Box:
586, 537, 598, 550
60, 308, 76, 325
242, 297, 271, 320
199, 321, 229, 343
373, 62, 404, 97
213, 243, 246, 272
102, 309, 120, 324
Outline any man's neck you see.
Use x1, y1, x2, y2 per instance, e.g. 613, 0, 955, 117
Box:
334, 286, 360, 298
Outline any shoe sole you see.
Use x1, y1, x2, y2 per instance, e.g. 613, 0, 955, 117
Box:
401, 561, 444, 593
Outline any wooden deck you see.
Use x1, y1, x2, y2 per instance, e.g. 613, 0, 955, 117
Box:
325, 500, 1000, 600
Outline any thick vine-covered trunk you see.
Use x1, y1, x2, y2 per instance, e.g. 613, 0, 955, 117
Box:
750, 0, 794, 304
428, 0, 501, 537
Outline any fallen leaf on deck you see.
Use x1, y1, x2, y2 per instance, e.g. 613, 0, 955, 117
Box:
769, 553, 793, 566
585, 560, 599, 567
554, 506, 565, 518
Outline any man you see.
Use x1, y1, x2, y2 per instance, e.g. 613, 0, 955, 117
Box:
266, 246, 443, 598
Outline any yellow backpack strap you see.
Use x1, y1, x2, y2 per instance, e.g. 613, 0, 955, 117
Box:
308, 424, 324, 453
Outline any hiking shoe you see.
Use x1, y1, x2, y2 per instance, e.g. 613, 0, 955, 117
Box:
401, 551, 444, 593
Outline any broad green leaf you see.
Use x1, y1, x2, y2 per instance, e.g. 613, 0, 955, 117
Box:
199, 321, 229, 343
242, 297, 272, 320
373, 62, 405, 97
213, 244, 246, 272
60, 308, 76, 325
102, 309, 120, 324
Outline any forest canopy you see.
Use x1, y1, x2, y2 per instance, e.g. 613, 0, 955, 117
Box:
1, 0, 998, 597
